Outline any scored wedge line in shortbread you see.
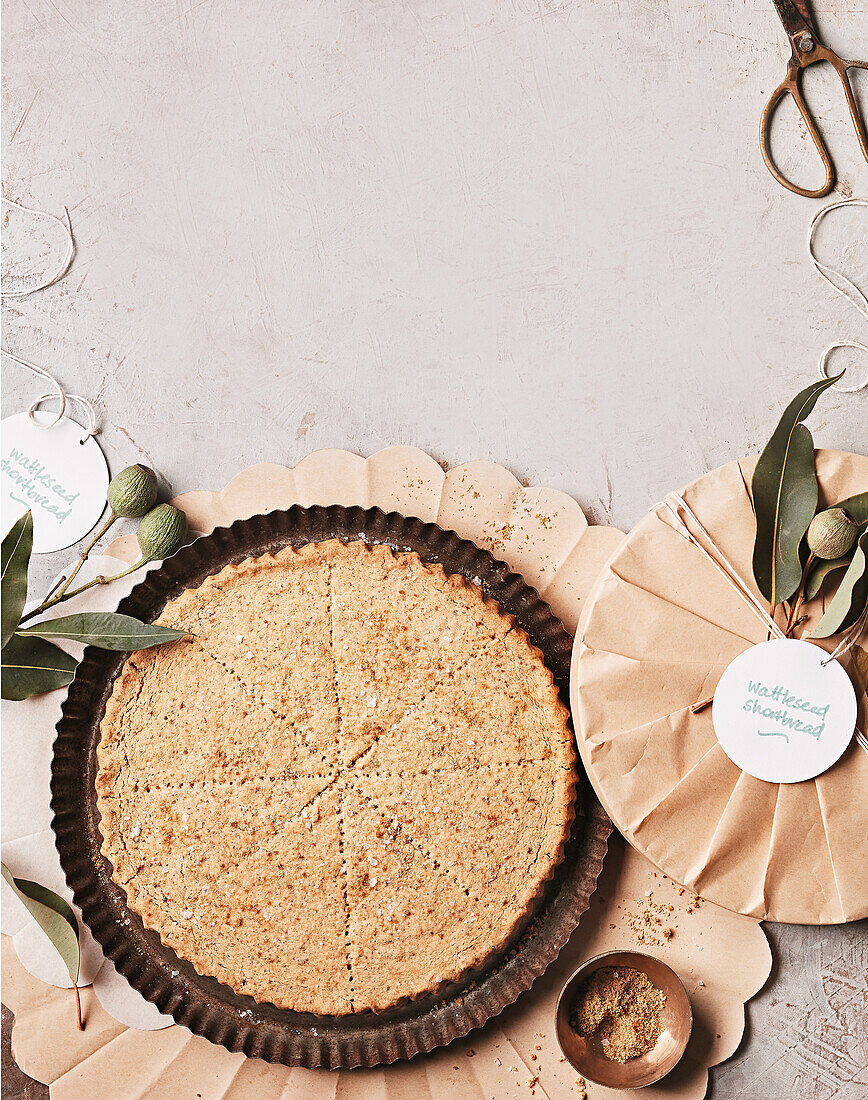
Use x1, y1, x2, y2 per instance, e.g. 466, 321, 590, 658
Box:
97, 758, 564, 1015
338, 761, 574, 1013
329, 543, 516, 765
326, 551, 358, 1008
97, 636, 341, 786
98, 780, 353, 1013
333, 787, 357, 1010
144, 541, 567, 780
96, 540, 576, 1014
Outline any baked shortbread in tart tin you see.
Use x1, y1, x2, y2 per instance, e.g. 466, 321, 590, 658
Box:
96, 540, 576, 1015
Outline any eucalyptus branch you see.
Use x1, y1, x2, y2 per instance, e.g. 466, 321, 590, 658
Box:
19, 513, 120, 624
2, 467, 189, 703
43, 572, 69, 601
0, 864, 83, 1031
17, 559, 149, 624
73, 981, 83, 1031
784, 553, 814, 637
53, 512, 119, 601
807, 599, 868, 653
57, 558, 148, 600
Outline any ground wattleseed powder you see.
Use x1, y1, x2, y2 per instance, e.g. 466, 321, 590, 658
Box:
569, 966, 666, 1063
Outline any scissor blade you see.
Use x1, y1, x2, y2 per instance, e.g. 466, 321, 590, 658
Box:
771, 0, 816, 39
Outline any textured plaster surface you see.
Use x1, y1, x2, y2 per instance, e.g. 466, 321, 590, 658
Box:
2, 1, 866, 1096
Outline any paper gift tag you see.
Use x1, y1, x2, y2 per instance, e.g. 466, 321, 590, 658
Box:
1, 411, 109, 553
712, 638, 857, 783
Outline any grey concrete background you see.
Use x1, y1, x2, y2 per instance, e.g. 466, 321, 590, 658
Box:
3, 1, 866, 1096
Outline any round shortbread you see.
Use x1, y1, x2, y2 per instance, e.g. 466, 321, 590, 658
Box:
96, 540, 575, 1014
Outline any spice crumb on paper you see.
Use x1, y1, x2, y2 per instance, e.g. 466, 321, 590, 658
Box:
613, 872, 706, 946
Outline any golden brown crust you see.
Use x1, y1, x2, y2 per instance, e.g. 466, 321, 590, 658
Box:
97, 539, 575, 1015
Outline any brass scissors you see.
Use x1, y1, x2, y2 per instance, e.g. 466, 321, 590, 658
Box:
760, 0, 868, 198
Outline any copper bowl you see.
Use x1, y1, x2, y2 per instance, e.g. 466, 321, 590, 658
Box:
555, 950, 692, 1089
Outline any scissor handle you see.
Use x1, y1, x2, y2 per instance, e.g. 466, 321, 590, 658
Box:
831, 55, 868, 164
759, 64, 835, 198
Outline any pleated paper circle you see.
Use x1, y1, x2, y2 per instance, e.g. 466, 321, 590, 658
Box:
572, 450, 868, 924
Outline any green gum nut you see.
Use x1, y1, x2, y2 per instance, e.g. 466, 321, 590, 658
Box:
137, 504, 187, 562
806, 507, 858, 560
107, 465, 158, 518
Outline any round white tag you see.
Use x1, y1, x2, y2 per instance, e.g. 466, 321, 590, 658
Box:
712, 638, 857, 783
1, 411, 109, 553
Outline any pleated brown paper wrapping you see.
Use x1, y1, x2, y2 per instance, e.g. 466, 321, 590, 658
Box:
572, 449, 868, 925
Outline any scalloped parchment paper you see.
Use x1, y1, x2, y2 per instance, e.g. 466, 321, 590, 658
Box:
3, 447, 770, 1098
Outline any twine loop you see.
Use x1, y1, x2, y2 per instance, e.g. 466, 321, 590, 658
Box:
809, 196, 868, 392
1, 196, 97, 438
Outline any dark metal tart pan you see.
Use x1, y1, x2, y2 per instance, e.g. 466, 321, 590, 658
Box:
52, 505, 611, 1068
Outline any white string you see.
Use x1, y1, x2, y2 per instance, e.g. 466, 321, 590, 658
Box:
808, 196, 868, 393
1, 197, 75, 299
807, 197, 868, 750
822, 604, 868, 666
660, 492, 867, 756
1, 197, 98, 438
660, 493, 786, 640
824, 607, 868, 754
1, 348, 98, 439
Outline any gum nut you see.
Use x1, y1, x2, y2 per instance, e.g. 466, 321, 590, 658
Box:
806, 508, 858, 560
137, 504, 187, 561
107, 465, 158, 518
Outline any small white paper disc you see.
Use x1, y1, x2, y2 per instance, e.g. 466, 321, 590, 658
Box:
1, 411, 109, 553
713, 638, 857, 784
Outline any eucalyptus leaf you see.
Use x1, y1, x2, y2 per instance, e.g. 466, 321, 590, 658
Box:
839, 550, 868, 634
835, 491, 868, 526
1, 633, 77, 700
804, 555, 853, 601
17, 612, 186, 651
1, 863, 80, 983
751, 376, 840, 608
1, 512, 33, 648
809, 529, 868, 639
